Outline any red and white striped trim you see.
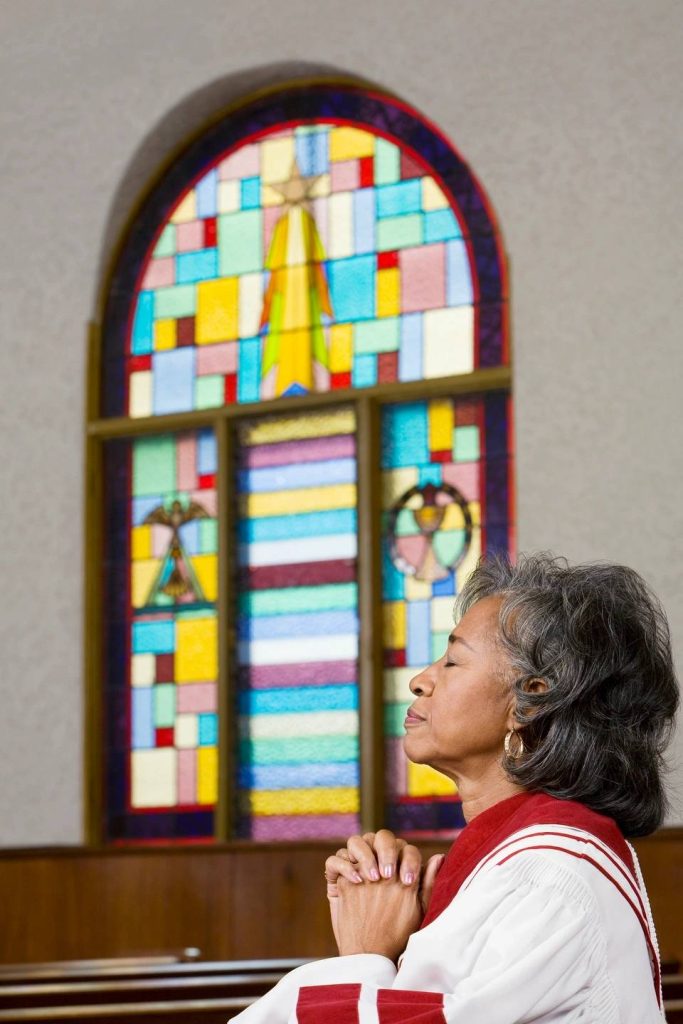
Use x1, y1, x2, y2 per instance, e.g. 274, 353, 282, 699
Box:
461, 824, 662, 1009
295, 984, 447, 1024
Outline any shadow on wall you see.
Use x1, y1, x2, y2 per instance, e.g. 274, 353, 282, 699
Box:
93, 59, 375, 314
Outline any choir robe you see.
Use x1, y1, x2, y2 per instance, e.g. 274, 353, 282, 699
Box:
230, 792, 664, 1023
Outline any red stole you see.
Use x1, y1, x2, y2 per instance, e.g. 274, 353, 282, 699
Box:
421, 791, 635, 929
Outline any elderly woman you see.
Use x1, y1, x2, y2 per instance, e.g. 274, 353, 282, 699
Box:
231, 553, 678, 1023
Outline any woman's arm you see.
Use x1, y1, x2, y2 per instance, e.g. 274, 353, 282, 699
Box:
227, 954, 397, 1022
230, 855, 622, 1024
290, 873, 607, 1024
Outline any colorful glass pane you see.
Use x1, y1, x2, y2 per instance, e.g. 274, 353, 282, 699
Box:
235, 408, 361, 839
103, 429, 219, 840
381, 392, 513, 836
102, 86, 506, 418
123, 125, 473, 417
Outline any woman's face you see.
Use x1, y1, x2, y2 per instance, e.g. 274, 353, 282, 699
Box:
403, 595, 514, 780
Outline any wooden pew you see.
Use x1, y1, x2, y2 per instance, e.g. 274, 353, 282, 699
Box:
0, 958, 305, 1024
0, 999, 253, 1022
0, 958, 308, 985
0, 973, 283, 1009
0, 957, 678, 1023
664, 974, 683, 999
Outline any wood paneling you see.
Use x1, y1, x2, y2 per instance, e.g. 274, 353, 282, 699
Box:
1, 833, 680, 965
631, 829, 683, 964
0, 844, 338, 964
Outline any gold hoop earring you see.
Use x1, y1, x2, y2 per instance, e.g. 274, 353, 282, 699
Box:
504, 730, 525, 760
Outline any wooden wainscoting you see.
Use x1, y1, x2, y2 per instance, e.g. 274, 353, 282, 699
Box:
630, 829, 683, 965
0, 832, 681, 965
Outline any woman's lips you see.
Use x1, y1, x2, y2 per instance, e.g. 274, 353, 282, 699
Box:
404, 707, 426, 728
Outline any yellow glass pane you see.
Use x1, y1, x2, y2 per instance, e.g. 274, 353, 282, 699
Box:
246, 483, 356, 519
131, 559, 159, 608
197, 746, 218, 805
243, 407, 355, 445
329, 324, 353, 372
330, 126, 374, 161
176, 615, 218, 683
377, 268, 401, 318
250, 787, 359, 816
192, 554, 218, 602
154, 319, 177, 350
404, 575, 432, 601
442, 500, 480, 530
131, 525, 152, 560
196, 278, 238, 344
381, 466, 419, 505
408, 761, 456, 797
428, 398, 453, 452
261, 136, 296, 184
383, 601, 406, 649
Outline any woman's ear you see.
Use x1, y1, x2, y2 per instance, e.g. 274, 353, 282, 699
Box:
523, 676, 549, 696
507, 677, 548, 730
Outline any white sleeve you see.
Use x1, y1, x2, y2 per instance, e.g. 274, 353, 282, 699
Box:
227, 953, 396, 1023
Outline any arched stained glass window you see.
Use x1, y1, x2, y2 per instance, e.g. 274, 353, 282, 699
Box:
90, 81, 513, 844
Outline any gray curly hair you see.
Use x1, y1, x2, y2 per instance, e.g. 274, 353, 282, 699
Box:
455, 552, 679, 837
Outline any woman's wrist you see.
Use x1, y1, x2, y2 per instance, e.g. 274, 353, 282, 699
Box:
340, 944, 399, 960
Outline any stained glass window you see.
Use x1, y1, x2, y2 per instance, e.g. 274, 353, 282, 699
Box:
382, 393, 513, 835
236, 408, 360, 839
103, 430, 219, 839
94, 82, 512, 843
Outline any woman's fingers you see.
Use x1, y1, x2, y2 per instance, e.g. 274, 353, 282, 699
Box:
346, 830, 421, 884
419, 853, 446, 914
346, 834, 382, 881
324, 852, 363, 886
396, 843, 423, 885
329, 830, 426, 886
346, 830, 408, 881
371, 829, 404, 879
370, 831, 422, 884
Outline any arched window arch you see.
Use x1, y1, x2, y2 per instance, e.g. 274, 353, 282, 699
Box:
88, 80, 513, 844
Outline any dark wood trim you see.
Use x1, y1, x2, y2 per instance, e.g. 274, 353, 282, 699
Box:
3, 827, 682, 859
633, 827, 683, 842
215, 417, 235, 841
356, 397, 385, 833
86, 369, 513, 439
84, 320, 105, 844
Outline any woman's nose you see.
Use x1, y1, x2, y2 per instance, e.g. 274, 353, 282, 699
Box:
409, 663, 436, 696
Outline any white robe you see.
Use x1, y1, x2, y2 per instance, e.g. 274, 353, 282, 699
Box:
229, 824, 663, 1023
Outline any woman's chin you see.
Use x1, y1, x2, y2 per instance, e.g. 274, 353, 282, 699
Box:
402, 733, 429, 762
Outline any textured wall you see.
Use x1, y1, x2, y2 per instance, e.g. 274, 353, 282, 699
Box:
0, 0, 680, 845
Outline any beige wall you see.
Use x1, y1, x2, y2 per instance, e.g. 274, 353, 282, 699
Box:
0, 0, 680, 845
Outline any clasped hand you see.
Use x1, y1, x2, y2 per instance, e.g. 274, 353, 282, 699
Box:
324, 829, 445, 962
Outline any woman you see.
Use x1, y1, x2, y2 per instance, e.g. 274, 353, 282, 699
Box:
231, 553, 678, 1023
